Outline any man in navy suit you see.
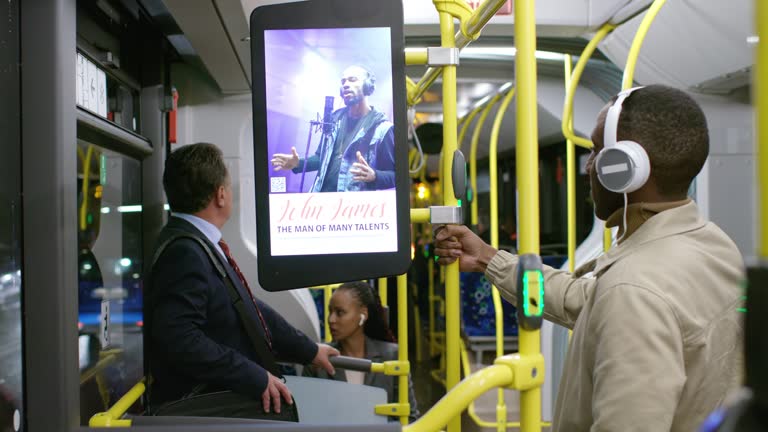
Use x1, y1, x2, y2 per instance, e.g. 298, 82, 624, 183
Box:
146, 142, 338, 416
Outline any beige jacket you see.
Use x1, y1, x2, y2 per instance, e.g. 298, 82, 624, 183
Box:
486, 201, 744, 432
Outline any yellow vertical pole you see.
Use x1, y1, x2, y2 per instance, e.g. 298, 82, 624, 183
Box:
398, 273, 410, 425
565, 56, 576, 341
324, 285, 333, 343
515, 0, 542, 430
758, 0, 768, 257
470, 95, 502, 226
488, 88, 515, 431
459, 106, 482, 151
79, 145, 94, 231
379, 277, 388, 307
428, 258, 437, 356
564, 56, 576, 274
603, 227, 612, 252
437, 8, 461, 432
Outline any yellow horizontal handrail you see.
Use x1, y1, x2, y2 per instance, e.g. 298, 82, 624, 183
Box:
89, 378, 146, 427
561, 23, 615, 150
306, 283, 342, 290
411, 208, 430, 224
406, 49, 428, 66
404, 364, 514, 432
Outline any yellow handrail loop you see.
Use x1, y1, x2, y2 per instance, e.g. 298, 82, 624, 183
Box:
561, 23, 615, 150
432, 0, 480, 42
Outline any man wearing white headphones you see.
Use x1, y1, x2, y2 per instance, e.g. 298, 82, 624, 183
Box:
433, 85, 744, 432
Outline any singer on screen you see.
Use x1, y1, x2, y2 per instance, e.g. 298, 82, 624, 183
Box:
270, 65, 395, 192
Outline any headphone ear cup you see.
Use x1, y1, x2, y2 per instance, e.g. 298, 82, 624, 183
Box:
363, 76, 375, 96
595, 140, 650, 193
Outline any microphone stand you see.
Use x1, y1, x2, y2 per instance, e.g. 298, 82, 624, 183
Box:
298, 114, 334, 192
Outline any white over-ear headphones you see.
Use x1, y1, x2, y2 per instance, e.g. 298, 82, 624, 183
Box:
595, 86, 651, 194
359, 313, 366, 327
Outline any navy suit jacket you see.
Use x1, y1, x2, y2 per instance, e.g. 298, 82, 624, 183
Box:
145, 217, 318, 406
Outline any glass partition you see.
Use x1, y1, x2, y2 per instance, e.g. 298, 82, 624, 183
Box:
77, 141, 144, 423
0, 143, 23, 432
1, 0, 23, 430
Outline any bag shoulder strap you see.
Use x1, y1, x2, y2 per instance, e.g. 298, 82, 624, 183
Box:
150, 232, 282, 377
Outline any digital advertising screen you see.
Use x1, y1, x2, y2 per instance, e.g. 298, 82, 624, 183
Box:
265, 27, 396, 256
251, 0, 410, 291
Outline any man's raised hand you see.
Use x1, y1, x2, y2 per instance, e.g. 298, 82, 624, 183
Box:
271, 147, 300, 171
350, 151, 376, 182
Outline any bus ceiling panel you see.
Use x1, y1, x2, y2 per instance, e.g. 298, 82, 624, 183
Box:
77, 107, 153, 159
598, 0, 753, 93
402, 0, 660, 36
214, 0, 252, 89
167, 0, 630, 97
162, 0, 250, 94
403, 0, 590, 30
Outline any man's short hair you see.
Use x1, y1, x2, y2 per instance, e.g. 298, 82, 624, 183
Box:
163, 143, 229, 214
614, 84, 709, 196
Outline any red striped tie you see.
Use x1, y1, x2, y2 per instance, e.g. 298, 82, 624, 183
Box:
218, 240, 273, 349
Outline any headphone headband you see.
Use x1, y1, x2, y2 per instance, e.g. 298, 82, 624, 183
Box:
603, 86, 645, 149
595, 86, 651, 194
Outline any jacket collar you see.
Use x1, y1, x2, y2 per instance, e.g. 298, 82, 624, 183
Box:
606, 199, 690, 243
166, 216, 207, 239
593, 201, 707, 276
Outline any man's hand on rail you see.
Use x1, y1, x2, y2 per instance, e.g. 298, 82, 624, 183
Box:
311, 343, 339, 376
433, 224, 498, 273
262, 372, 292, 414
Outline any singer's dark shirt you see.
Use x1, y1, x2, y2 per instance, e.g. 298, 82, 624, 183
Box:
294, 106, 394, 192
320, 111, 373, 192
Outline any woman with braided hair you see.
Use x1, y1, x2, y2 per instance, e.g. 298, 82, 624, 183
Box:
303, 281, 419, 422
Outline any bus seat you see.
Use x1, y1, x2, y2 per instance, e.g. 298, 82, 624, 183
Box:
460, 272, 519, 364
285, 376, 388, 424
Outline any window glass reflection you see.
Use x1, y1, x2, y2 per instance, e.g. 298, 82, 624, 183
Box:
77, 142, 143, 423
0, 191, 22, 431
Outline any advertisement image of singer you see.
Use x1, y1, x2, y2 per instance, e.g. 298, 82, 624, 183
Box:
271, 65, 395, 192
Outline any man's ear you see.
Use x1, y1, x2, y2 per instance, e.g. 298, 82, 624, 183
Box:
215, 185, 227, 207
